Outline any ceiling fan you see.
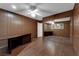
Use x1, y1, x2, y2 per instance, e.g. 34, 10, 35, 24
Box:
25, 3, 42, 18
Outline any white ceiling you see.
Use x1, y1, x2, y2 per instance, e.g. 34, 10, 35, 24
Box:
0, 3, 75, 20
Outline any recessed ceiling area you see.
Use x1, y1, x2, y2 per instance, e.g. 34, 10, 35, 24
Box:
0, 3, 75, 20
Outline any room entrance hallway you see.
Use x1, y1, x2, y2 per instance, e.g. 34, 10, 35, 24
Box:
11, 36, 75, 56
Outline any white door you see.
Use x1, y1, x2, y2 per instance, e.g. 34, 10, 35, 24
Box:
37, 22, 43, 37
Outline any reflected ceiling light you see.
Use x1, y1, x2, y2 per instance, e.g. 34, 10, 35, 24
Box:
14, 20, 22, 24
7, 13, 13, 17
12, 5, 16, 9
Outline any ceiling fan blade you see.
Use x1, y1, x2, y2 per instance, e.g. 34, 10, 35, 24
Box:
35, 12, 42, 16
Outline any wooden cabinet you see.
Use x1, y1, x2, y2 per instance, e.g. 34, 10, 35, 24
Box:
8, 34, 31, 53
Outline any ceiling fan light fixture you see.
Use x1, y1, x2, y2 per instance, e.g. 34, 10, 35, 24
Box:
31, 13, 36, 17
27, 8, 41, 18
28, 9, 38, 13
34, 9, 38, 12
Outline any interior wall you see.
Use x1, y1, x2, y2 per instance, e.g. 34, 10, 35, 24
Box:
73, 4, 79, 55
52, 21, 70, 37
43, 11, 72, 37
0, 9, 37, 48
44, 21, 70, 37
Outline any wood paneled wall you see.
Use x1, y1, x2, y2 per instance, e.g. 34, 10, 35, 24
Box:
43, 11, 72, 37
53, 21, 70, 37
73, 4, 79, 55
0, 9, 37, 47
44, 21, 70, 37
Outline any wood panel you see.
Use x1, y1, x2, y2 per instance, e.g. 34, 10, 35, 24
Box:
73, 4, 79, 55
70, 15, 73, 42
43, 10, 72, 37
0, 9, 37, 41
44, 21, 70, 37
0, 10, 8, 39
64, 21, 70, 37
